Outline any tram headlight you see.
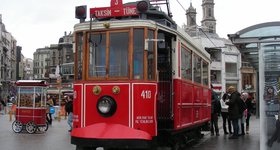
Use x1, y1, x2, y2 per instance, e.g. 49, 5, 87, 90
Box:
97, 96, 117, 117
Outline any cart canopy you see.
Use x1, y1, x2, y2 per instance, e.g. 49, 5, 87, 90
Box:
16, 80, 48, 87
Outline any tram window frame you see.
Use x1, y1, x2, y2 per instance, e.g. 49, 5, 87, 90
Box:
193, 54, 202, 84
181, 45, 192, 81
202, 60, 209, 86
88, 32, 107, 78
108, 31, 129, 77
147, 29, 155, 80
133, 29, 144, 80
75, 32, 83, 80
87, 30, 130, 80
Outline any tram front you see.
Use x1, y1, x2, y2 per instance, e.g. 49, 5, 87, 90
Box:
71, 1, 159, 149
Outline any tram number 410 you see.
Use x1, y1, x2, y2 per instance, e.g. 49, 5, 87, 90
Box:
141, 90, 152, 99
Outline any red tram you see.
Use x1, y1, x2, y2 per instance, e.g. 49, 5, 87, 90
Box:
71, 0, 211, 149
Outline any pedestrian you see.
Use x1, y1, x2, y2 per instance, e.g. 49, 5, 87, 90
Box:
226, 86, 243, 139
0, 96, 7, 115
267, 113, 280, 147
245, 95, 253, 134
239, 92, 248, 136
65, 96, 73, 132
210, 84, 221, 136
46, 95, 54, 125
220, 92, 232, 135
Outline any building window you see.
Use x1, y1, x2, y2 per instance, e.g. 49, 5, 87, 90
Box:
225, 63, 237, 77
208, 8, 212, 17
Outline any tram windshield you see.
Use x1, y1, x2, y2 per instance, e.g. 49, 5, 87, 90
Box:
88, 32, 129, 78
75, 28, 156, 81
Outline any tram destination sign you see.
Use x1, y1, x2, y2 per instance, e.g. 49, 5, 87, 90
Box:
90, 0, 138, 18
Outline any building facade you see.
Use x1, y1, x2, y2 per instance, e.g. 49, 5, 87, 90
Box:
0, 14, 18, 98
185, 0, 243, 96
32, 32, 74, 96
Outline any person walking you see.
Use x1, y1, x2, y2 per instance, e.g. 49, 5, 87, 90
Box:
239, 92, 248, 136
46, 95, 54, 125
0, 96, 6, 115
245, 94, 253, 134
226, 86, 242, 139
220, 92, 232, 135
65, 96, 73, 132
210, 85, 221, 136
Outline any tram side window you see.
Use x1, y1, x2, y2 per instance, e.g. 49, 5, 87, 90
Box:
193, 54, 202, 84
76, 32, 83, 80
89, 33, 106, 77
109, 32, 128, 77
202, 61, 209, 86
147, 30, 155, 80
181, 46, 192, 80
133, 29, 144, 80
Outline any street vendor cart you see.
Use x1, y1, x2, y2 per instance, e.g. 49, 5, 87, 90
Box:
12, 80, 49, 134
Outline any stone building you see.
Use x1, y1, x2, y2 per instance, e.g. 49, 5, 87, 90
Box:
185, 0, 244, 96
0, 14, 18, 97
33, 32, 74, 96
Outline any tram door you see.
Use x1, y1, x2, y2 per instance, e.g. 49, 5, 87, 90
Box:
157, 31, 173, 129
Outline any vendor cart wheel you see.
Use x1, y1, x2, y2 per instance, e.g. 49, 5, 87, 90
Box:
26, 121, 37, 134
12, 120, 23, 133
38, 121, 49, 132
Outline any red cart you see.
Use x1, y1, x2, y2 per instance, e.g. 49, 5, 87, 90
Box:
12, 80, 49, 134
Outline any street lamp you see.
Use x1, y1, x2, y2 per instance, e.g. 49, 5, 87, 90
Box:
55, 65, 62, 121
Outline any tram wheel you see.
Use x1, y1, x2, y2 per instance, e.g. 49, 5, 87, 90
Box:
171, 142, 180, 150
170, 137, 183, 150
12, 120, 23, 133
76, 146, 96, 150
26, 121, 37, 134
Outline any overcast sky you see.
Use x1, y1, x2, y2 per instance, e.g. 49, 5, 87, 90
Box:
0, 0, 279, 59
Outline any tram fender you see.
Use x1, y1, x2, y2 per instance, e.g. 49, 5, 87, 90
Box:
71, 123, 152, 140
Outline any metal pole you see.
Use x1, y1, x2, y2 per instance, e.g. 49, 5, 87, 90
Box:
259, 43, 265, 150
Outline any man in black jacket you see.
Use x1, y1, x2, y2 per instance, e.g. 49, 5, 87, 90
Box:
226, 86, 242, 139
65, 96, 73, 132
210, 84, 221, 136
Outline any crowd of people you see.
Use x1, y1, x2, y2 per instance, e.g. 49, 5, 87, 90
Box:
211, 85, 254, 139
